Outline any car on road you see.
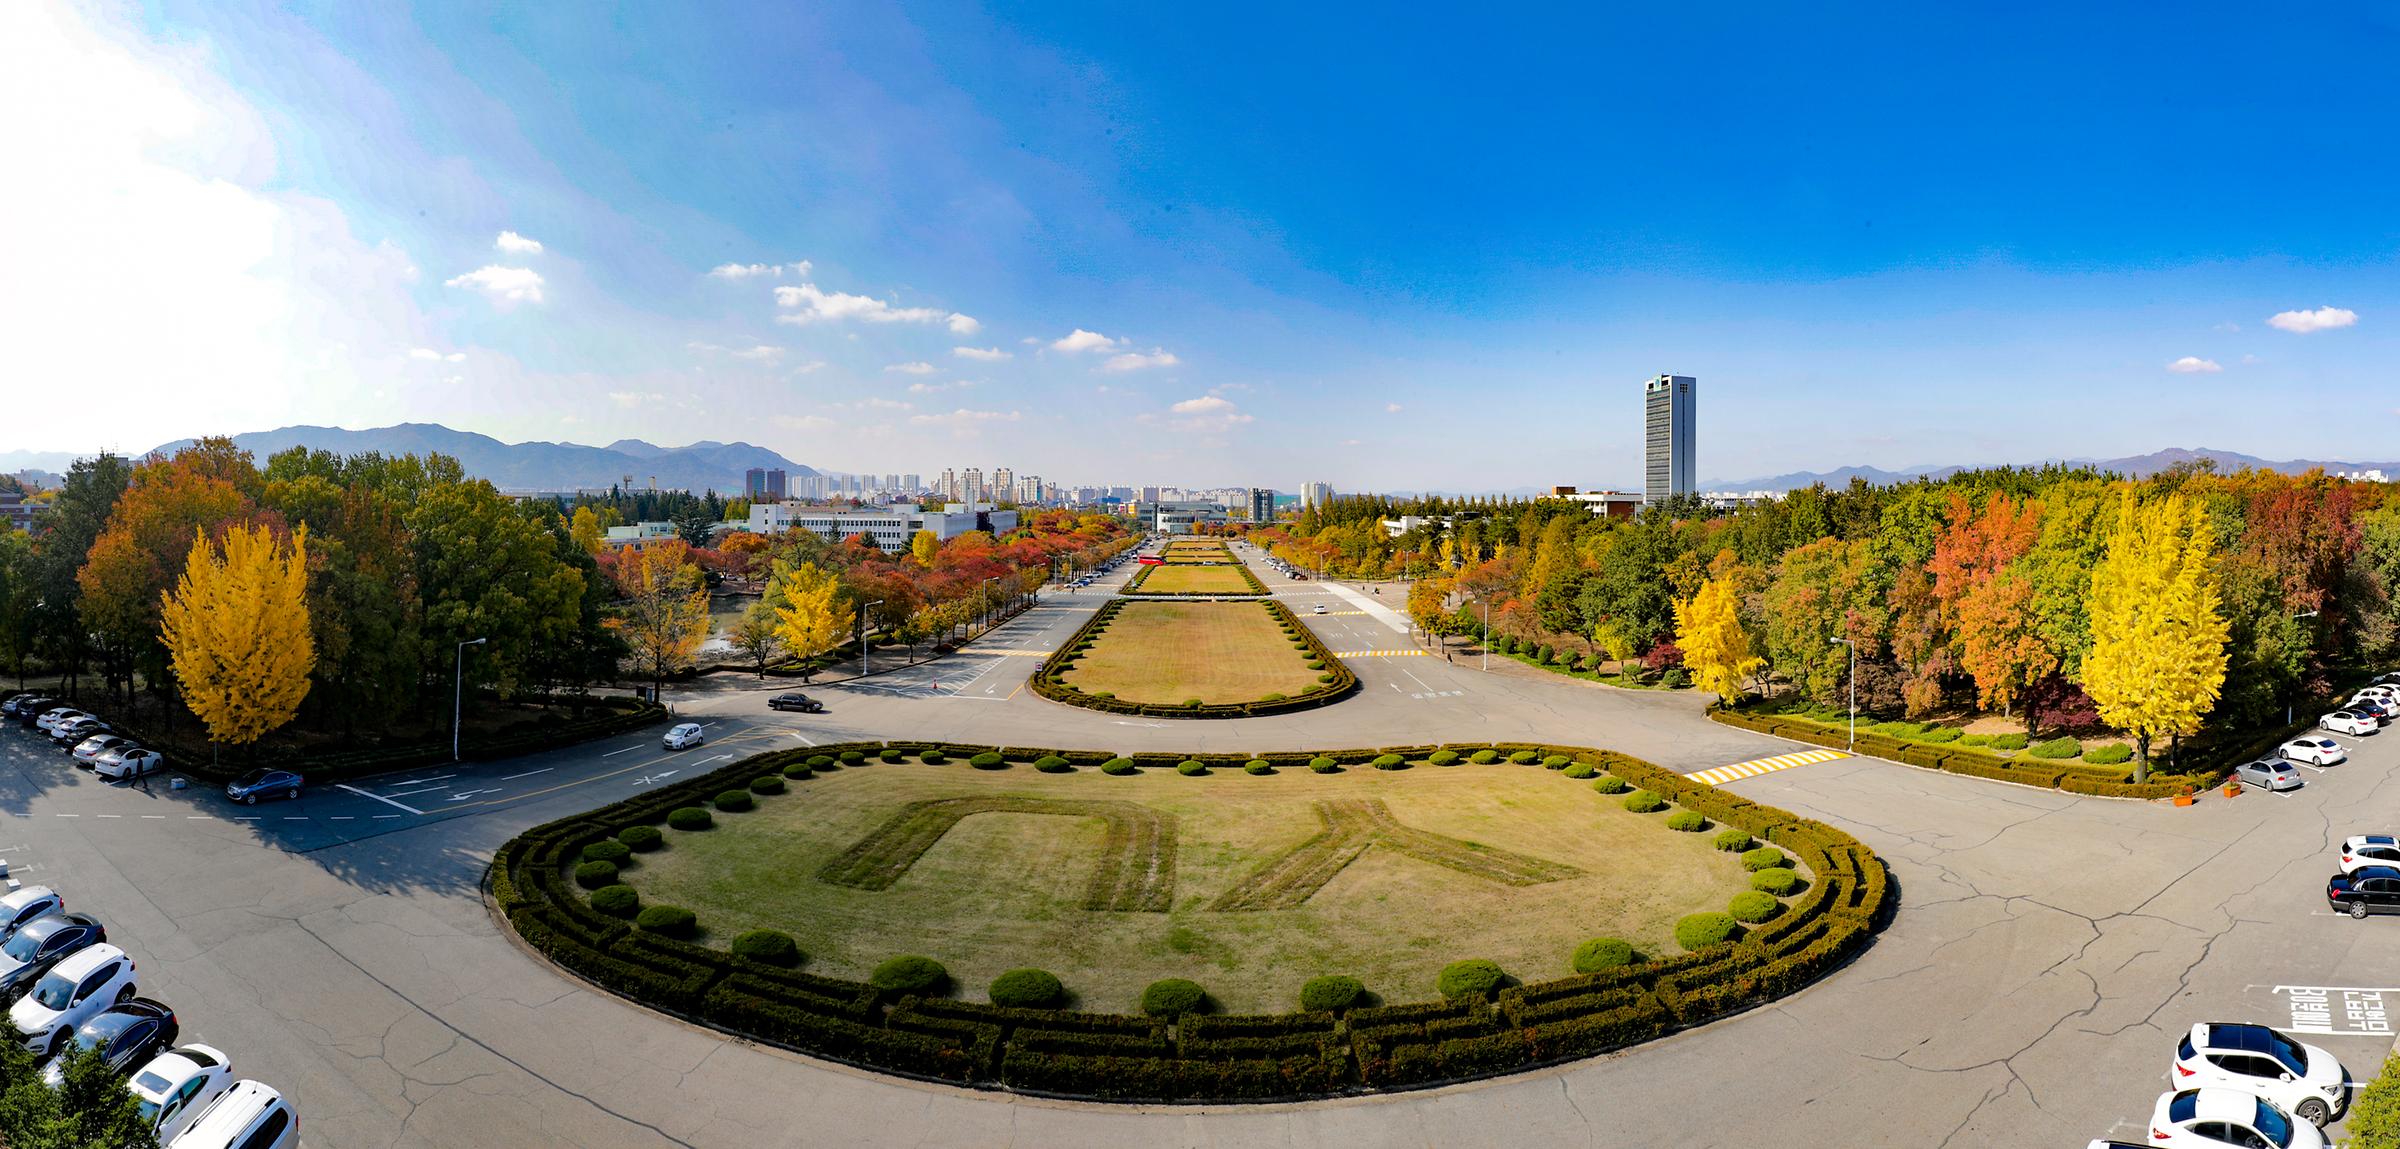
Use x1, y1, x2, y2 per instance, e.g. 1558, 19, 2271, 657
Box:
71, 734, 136, 766
2233, 758, 2302, 792
50, 715, 110, 746
2327, 865, 2400, 918
0, 887, 67, 944
0, 913, 108, 1004
168, 1079, 299, 1149
130, 1044, 234, 1145
41, 997, 179, 1085
2279, 737, 2347, 766
224, 768, 302, 805
2173, 1022, 2347, 1126
767, 693, 824, 714
663, 723, 705, 750
98, 749, 168, 781
2320, 710, 2377, 736
2341, 836, 2400, 874
10, 944, 139, 1060
2147, 1088, 2323, 1148
1312, 603, 1327, 614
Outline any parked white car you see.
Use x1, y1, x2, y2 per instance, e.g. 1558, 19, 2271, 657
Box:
8, 943, 138, 1060
167, 1079, 299, 1149
2321, 711, 2377, 736
129, 1044, 234, 1145
662, 723, 705, 751
2340, 836, 2400, 874
0, 886, 66, 944
71, 734, 136, 766
2280, 736, 2347, 766
2172, 1022, 2347, 1126
2147, 1088, 2323, 1148
97, 749, 168, 781
34, 709, 88, 735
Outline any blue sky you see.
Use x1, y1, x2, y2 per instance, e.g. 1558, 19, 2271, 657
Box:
7, 1, 2397, 489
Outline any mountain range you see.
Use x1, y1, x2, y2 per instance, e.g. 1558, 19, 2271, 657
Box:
0, 424, 819, 494
1702, 447, 2399, 493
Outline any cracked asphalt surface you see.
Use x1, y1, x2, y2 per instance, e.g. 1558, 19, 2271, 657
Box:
4, 549, 2391, 1146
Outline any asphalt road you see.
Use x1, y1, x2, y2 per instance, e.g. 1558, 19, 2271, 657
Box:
3, 539, 2392, 1147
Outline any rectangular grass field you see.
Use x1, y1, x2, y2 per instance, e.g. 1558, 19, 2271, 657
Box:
1132, 564, 1259, 595
1066, 600, 1317, 702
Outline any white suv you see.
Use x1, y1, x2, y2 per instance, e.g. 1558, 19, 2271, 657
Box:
168, 1079, 299, 1149
9, 943, 137, 1059
2340, 836, 2400, 874
2172, 1022, 2347, 1126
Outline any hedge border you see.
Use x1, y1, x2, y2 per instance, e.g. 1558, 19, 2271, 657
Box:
1029, 599, 1359, 720
1119, 559, 1271, 598
1707, 704, 2230, 800
490, 738, 1891, 1104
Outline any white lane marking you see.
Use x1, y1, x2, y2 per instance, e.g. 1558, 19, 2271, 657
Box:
384, 785, 449, 797
500, 768, 553, 781
140, 815, 163, 819
789, 732, 815, 746
96, 814, 119, 819
331, 816, 353, 821
53, 814, 75, 819
602, 746, 641, 757
373, 814, 402, 819
185, 816, 212, 821
283, 816, 307, 821
335, 783, 424, 816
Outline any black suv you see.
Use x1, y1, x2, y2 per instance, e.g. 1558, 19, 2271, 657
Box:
0, 915, 107, 1003
768, 693, 825, 714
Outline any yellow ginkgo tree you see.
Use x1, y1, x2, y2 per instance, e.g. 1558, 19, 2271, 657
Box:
1674, 576, 1765, 703
158, 523, 315, 749
771, 560, 848, 681
2081, 492, 2229, 782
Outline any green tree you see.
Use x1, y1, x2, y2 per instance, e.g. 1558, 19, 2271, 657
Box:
28, 452, 133, 694
0, 531, 34, 686
408, 480, 586, 699
729, 599, 784, 678
0, 1042, 159, 1148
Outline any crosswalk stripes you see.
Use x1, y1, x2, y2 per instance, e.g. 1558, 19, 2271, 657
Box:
1330, 649, 1432, 658
1683, 748, 1850, 786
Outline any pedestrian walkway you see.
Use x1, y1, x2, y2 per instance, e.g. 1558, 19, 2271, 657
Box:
1331, 649, 1432, 658
1683, 748, 1849, 786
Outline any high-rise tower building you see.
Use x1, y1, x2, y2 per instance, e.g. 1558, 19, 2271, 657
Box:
1644, 374, 1695, 505
744, 467, 787, 500
1247, 487, 1276, 523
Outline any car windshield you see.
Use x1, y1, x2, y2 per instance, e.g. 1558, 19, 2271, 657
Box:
2, 928, 46, 962
2252, 1098, 2294, 1145
2257, 1029, 2307, 1075
234, 770, 271, 787
134, 1097, 161, 1125
30, 972, 74, 1010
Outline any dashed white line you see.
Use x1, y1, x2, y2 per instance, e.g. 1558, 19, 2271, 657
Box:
140, 815, 163, 820
372, 814, 402, 820
96, 814, 120, 819
602, 746, 640, 757
283, 816, 307, 821
185, 816, 211, 821
53, 814, 76, 819
501, 767, 553, 781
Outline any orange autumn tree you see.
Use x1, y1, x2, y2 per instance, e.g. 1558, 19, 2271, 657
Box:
609, 541, 712, 699
1929, 491, 2049, 724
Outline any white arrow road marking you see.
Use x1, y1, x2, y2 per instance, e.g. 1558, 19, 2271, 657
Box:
633, 771, 679, 786
446, 788, 502, 802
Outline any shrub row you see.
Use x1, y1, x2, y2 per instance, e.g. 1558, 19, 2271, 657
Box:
492, 738, 1891, 1103
126, 692, 668, 783
1709, 705, 2208, 799
1029, 599, 1360, 719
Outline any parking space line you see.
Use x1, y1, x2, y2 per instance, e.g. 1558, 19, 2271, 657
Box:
334, 783, 424, 816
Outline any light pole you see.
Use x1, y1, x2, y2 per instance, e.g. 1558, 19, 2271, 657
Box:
1829, 636, 1855, 752
2288, 610, 2320, 725
980, 576, 999, 632
1480, 600, 1491, 671
859, 600, 884, 677
453, 637, 487, 762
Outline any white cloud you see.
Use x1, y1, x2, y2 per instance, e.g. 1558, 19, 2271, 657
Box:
908, 380, 977, 394
1161, 395, 1254, 432
1341, 438, 1362, 446
408, 348, 465, 363
909, 408, 1019, 429
728, 345, 784, 362
1051, 329, 1123, 353
2165, 356, 2222, 374
2213, 321, 2242, 333
838, 398, 913, 411
1103, 349, 1178, 372
773, 282, 972, 332
494, 230, 544, 255
1170, 396, 1237, 415
773, 414, 836, 431
884, 361, 937, 375
709, 260, 808, 279
2267, 306, 2358, 333
1385, 402, 1404, 413
952, 346, 1011, 361
608, 391, 665, 408
445, 265, 545, 304
790, 360, 827, 375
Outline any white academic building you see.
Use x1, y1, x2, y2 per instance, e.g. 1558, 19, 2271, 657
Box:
745, 502, 1019, 552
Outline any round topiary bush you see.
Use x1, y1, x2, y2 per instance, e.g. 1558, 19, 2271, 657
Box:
1742, 846, 1791, 871
1177, 760, 1208, 776
970, 751, 1007, 770
1660, 668, 1689, 689
1592, 776, 1629, 794
1371, 754, 1406, 771
1309, 757, 1339, 774
1315, 673, 1336, 684
1665, 809, 1707, 832
1571, 937, 1636, 973
1141, 978, 1208, 1017
635, 905, 696, 937
581, 839, 632, 864
1299, 975, 1364, 1013
2028, 736, 2083, 759
838, 750, 866, 765
1437, 959, 1507, 999
920, 750, 948, 765
730, 929, 802, 966
1991, 733, 2028, 751
1750, 868, 1805, 896
667, 806, 713, 831
2085, 743, 2133, 765
1184, 699, 1204, 709
805, 754, 835, 770
616, 825, 664, 852
1244, 760, 1273, 775
713, 790, 754, 813
1674, 912, 1740, 951
1100, 757, 1137, 775
780, 762, 815, 780
1542, 754, 1571, 770
1507, 750, 1540, 765
1622, 790, 1666, 813
1429, 750, 1460, 766
749, 775, 786, 795
1469, 749, 1500, 765
1034, 755, 1072, 773
870, 955, 950, 997
589, 884, 639, 918
1304, 660, 1326, 671
573, 859, 620, 888
1728, 890, 1783, 923
1713, 828, 1754, 852
988, 968, 1065, 1009
879, 748, 906, 763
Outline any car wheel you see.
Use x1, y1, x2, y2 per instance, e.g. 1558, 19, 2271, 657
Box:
2352, 901, 2370, 920
287, 788, 299, 801
2297, 1098, 2329, 1126
115, 985, 132, 1003
45, 1033, 65, 1060
241, 793, 256, 806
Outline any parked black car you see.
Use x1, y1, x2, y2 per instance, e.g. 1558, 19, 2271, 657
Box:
8, 698, 57, 727
48, 998, 177, 1077
2328, 865, 2400, 918
0, 914, 107, 1004
767, 693, 825, 714
225, 769, 302, 805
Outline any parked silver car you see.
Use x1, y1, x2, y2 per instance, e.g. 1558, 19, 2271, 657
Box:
2234, 758, 2303, 793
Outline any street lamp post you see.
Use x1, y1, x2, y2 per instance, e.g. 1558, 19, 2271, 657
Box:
1481, 600, 1491, 672
980, 576, 999, 632
860, 600, 884, 678
2288, 610, 2321, 725
453, 637, 487, 762
1829, 636, 1855, 752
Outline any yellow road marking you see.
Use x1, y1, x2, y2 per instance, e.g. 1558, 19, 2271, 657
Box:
1683, 748, 1850, 786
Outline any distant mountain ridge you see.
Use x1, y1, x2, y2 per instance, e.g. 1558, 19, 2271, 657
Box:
139, 423, 819, 494
1704, 447, 2399, 493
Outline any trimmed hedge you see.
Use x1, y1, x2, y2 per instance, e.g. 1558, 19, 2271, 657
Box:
731, 929, 803, 967
1428, 750, 1460, 766
1371, 754, 1406, 771
1437, 960, 1507, 1000
1309, 757, 1340, 774
2027, 737, 2083, 760
581, 840, 632, 864
1176, 760, 1208, 776
493, 738, 1892, 1104
1035, 755, 1074, 773
749, 775, 786, 795
1469, 750, 1499, 764
1300, 975, 1364, 1013
1741, 847, 1791, 872
1665, 810, 1706, 832
590, 884, 640, 918
574, 860, 620, 889
871, 956, 950, 997
636, 905, 696, 937
1728, 891, 1782, 923
1713, 828, 1754, 852
1675, 913, 1740, 951
971, 752, 1007, 770
713, 790, 755, 813
989, 968, 1066, 1009
1142, 979, 1209, 1017
1101, 757, 1137, 775
2085, 744, 2133, 765
1592, 776, 1628, 794
1710, 704, 2200, 800
1750, 868, 1805, 896
1031, 600, 1358, 719
1562, 762, 1596, 779
1622, 790, 1666, 813
1571, 938, 1636, 973
1244, 760, 1274, 775
617, 825, 664, 852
